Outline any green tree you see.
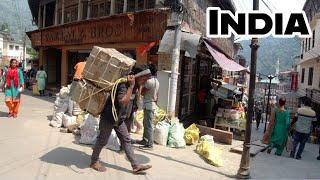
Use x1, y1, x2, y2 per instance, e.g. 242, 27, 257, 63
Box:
27, 47, 38, 59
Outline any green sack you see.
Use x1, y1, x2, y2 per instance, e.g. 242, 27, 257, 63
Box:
167, 122, 186, 148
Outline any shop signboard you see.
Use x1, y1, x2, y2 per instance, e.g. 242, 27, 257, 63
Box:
27, 11, 168, 47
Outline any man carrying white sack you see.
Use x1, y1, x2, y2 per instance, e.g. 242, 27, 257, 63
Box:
90, 67, 152, 174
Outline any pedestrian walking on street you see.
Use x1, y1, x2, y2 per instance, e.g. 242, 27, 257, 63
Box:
256, 107, 262, 130
290, 99, 317, 159
138, 64, 159, 150
90, 71, 152, 174
5, 59, 24, 118
36, 66, 47, 96
264, 98, 291, 156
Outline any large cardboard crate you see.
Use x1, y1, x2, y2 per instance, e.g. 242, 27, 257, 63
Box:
70, 79, 109, 116
83, 47, 136, 89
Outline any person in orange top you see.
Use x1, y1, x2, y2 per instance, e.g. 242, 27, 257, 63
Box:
73, 58, 86, 81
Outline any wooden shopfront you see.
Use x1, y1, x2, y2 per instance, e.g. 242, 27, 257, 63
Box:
27, 9, 168, 88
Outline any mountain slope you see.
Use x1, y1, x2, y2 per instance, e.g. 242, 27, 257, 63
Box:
0, 0, 37, 41
238, 37, 300, 75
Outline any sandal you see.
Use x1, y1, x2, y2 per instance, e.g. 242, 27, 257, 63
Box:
133, 164, 152, 174
90, 162, 106, 172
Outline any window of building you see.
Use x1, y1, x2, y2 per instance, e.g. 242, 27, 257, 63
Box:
308, 67, 313, 85
301, 68, 305, 83
305, 39, 308, 52
115, 0, 124, 14
15, 46, 19, 50
146, 0, 156, 9
90, 1, 110, 18
302, 40, 304, 55
308, 37, 311, 50
137, 0, 144, 11
105, 1, 111, 15
58, 10, 62, 24
64, 6, 78, 23
91, 4, 99, 18
127, 0, 136, 12
82, 1, 88, 20
99, 3, 106, 17
9, 45, 14, 50
313, 30, 315, 48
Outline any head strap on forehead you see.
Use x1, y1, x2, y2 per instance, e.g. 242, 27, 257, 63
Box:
134, 69, 151, 78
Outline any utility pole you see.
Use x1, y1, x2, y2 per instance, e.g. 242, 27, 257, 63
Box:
264, 75, 275, 132
167, 0, 184, 117
237, 0, 259, 178
23, 27, 26, 70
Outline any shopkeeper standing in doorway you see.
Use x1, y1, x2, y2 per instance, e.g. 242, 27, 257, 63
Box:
73, 58, 86, 81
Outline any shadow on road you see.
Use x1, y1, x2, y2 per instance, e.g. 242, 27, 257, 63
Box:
136, 148, 235, 179
0, 111, 8, 117
40, 147, 133, 174
72, 140, 151, 164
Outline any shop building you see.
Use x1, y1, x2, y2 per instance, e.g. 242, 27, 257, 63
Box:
27, 0, 246, 120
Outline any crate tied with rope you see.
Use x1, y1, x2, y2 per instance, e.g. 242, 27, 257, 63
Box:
70, 47, 136, 118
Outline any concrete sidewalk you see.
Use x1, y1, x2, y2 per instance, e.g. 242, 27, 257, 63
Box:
0, 92, 319, 180
251, 143, 320, 179
0, 92, 242, 180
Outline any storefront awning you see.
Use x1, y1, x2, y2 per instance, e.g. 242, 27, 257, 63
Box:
204, 41, 246, 72
158, 30, 201, 58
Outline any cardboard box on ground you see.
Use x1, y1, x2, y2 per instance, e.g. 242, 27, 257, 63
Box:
70, 47, 136, 116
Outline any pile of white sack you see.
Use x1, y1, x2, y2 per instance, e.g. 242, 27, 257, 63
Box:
79, 114, 120, 151
49, 85, 120, 151
49, 85, 85, 128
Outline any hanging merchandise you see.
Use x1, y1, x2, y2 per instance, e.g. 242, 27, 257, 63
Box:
154, 121, 170, 146
167, 122, 186, 148
184, 123, 200, 145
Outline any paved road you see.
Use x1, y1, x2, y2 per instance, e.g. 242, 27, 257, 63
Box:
0, 92, 319, 180
0, 92, 242, 180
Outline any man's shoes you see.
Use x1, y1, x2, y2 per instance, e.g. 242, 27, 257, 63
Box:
90, 162, 106, 172
296, 155, 302, 160
290, 152, 295, 158
317, 156, 320, 160
131, 139, 147, 145
139, 145, 153, 150
136, 140, 147, 145
267, 148, 272, 154
132, 164, 152, 174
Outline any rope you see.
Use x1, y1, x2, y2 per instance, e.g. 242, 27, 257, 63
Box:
111, 78, 128, 123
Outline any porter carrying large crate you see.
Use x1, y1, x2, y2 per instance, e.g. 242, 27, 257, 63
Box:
70, 47, 136, 116
83, 47, 135, 89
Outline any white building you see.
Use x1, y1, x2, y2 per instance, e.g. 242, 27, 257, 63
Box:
297, 0, 320, 105
0, 32, 26, 63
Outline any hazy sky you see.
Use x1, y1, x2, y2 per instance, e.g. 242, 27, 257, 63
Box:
232, 0, 306, 12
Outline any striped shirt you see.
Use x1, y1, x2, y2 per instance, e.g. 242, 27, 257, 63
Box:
295, 106, 317, 134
